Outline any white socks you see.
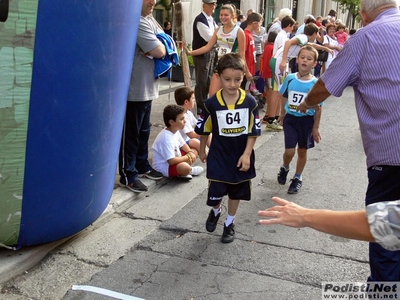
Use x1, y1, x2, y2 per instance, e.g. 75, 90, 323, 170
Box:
225, 214, 235, 226
213, 207, 221, 216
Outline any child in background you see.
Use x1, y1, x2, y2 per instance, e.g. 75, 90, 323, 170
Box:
151, 105, 204, 180
261, 31, 277, 121
334, 23, 348, 46
174, 87, 210, 153
277, 46, 323, 194
315, 16, 323, 27
242, 12, 264, 93
196, 53, 261, 243
265, 15, 295, 131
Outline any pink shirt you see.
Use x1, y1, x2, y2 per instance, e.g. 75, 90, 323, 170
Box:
334, 31, 348, 45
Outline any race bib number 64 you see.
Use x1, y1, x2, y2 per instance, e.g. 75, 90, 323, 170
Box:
216, 108, 249, 137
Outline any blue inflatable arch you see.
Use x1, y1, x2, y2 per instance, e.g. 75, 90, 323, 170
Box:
0, 0, 140, 248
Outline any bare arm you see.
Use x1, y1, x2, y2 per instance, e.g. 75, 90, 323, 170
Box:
237, 136, 257, 171
323, 42, 342, 51
258, 197, 374, 242
279, 38, 298, 74
237, 28, 252, 80
312, 106, 322, 143
147, 43, 166, 59
307, 42, 334, 56
189, 30, 218, 56
168, 152, 193, 166
199, 135, 208, 163
187, 131, 200, 139
297, 78, 331, 113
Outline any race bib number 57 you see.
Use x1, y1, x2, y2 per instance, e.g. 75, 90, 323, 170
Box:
288, 91, 307, 112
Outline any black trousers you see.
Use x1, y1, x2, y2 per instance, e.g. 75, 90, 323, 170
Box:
193, 50, 217, 111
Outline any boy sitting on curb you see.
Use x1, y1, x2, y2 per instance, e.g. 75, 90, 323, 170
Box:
151, 105, 204, 180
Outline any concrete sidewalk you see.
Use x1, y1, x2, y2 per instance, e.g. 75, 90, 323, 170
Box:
0, 76, 193, 286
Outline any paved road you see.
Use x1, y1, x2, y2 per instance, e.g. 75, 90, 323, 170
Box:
0, 83, 370, 300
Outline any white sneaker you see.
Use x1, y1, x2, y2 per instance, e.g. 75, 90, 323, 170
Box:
178, 174, 192, 180
190, 166, 204, 176
265, 121, 283, 132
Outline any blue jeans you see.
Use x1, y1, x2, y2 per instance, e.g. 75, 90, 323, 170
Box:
119, 100, 152, 185
366, 165, 400, 281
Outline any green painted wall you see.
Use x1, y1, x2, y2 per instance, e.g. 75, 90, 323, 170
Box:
0, 0, 38, 247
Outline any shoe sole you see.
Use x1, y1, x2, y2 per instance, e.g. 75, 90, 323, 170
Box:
138, 174, 163, 180
125, 186, 148, 193
206, 221, 218, 232
265, 126, 283, 132
176, 176, 192, 180
287, 190, 299, 194
277, 179, 286, 185
221, 237, 234, 243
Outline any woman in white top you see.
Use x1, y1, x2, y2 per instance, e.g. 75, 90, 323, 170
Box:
323, 24, 342, 70
188, 4, 251, 96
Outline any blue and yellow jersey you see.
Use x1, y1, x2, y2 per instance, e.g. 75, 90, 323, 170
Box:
195, 89, 261, 183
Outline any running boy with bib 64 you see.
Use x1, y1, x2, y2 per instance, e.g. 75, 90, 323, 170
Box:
195, 52, 261, 243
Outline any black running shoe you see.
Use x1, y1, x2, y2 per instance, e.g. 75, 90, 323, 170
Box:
125, 180, 148, 193
139, 169, 163, 180
205, 209, 220, 232
277, 167, 289, 185
221, 223, 235, 243
288, 178, 302, 194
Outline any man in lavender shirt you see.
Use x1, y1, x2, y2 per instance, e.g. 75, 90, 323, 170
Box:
297, 0, 400, 281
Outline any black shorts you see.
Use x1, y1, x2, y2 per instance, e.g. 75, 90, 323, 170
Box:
283, 113, 315, 149
207, 180, 252, 206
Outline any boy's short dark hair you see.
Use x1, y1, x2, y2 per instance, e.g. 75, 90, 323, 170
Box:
321, 19, 329, 27
304, 23, 319, 36
298, 45, 318, 62
174, 86, 194, 106
268, 31, 278, 43
305, 17, 316, 25
216, 52, 246, 75
163, 104, 184, 127
281, 15, 295, 28
246, 12, 263, 24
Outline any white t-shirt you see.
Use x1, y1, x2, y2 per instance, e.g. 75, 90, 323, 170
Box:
272, 30, 289, 56
274, 34, 308, 59
179, 110, 197, 142
151, 129, 186, 177
324, 35, 339, 63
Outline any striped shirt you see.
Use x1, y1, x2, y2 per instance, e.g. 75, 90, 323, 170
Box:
321, 8, 400, 168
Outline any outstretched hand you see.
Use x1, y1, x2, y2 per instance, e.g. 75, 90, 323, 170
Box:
258, 197, 308, 228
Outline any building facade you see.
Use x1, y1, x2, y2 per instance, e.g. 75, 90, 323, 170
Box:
153, 0, 359, 50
